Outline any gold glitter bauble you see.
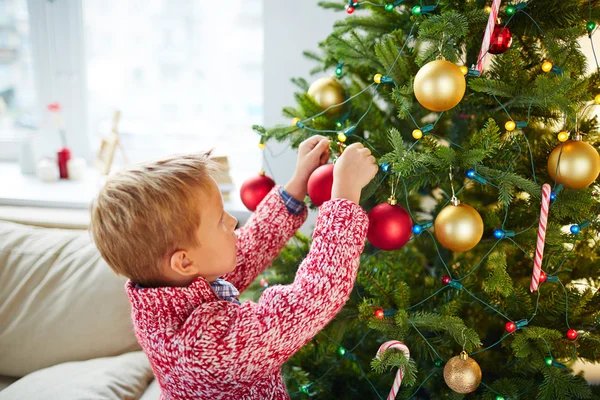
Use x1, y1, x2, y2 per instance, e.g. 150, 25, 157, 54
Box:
413, 60, 466, 112
443, 352, 482, 394
307, 77, 346, 116
547, 140, 600, 189
434, 202, 484, 252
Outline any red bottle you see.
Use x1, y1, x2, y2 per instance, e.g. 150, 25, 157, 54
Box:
57, 147, 71, 179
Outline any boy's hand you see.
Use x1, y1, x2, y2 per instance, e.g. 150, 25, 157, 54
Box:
284, 136, 331, 201
332, 143, 378, 204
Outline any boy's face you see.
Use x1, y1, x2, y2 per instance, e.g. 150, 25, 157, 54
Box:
187, 178, 238, 282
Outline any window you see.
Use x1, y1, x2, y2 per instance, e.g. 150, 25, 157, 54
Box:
84, 0, 263, 174
0, 0, 37, 158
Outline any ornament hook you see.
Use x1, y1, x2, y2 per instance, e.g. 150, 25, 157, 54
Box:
449, 166, 459, 206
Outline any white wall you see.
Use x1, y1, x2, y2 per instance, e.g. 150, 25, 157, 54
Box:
263, 0, 341, 234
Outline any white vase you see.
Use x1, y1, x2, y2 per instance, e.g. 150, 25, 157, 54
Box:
19, 134, 37, 175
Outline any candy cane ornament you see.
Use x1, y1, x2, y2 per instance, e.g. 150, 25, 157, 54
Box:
376, 340, 411, 400
476, 0, 502, 73
531, 183, 552, 292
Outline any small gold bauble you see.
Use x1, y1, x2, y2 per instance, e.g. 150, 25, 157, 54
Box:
443, 352, 482, 394
595, 94, 600, 105
413, 60, 466, 112
434, 202, 484, 252
374, 73, 383, 84
291, 117, 301, 126
412, 129, 423, 139
557, 131, 569, 142
307, 77, 346, 116
547, 140, 600, 189
505, 120, 516, 131
542, 61, 554, 72
459, 66, 469, 76
338, 132, 347, 143
258, 143, 266, 149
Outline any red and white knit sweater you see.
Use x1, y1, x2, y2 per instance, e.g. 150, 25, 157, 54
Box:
126, 186, 369, 399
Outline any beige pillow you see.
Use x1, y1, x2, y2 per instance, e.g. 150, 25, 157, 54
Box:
0, 351, 154, 400
0, 376, 17, 392
0, 221, 140, 377
140, 379, 161, 400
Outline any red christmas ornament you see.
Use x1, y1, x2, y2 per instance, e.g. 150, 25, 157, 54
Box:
539, 271, 547, 283
441, 275, 451, 285
567, 329, 578, 340
488, 24, 513, 55
260, 278, 269, 288
240, 172, 276, 211
375, 309, 385, 319
367, 201, 413, 251
307, 164, 334, 207
346, 5, 355, 14
505, 322, 517, 333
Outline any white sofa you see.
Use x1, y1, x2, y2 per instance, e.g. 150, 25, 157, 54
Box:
0, 221, 160, 399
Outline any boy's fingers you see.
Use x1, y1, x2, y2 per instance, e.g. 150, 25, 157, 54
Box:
319, 151, 329, 164
309, 139, 330, 154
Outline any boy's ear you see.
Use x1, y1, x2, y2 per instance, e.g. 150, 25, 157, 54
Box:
169, 250, 196, 276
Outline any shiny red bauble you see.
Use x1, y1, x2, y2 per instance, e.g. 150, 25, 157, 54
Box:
375, 309, 385, 319
307, 164, 335, 207
567, 329, 578, 340
442, 275, 451, 285
539, 271, 547, 283
505, 322, 517, 333
240, 173, 276, 211
367, 202, 413, 251
488, 24, 513, 55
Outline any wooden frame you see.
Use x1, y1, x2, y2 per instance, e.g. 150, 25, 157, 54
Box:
95, 111, 122, 175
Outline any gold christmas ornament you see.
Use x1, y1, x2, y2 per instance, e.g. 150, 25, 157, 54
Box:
547, 136, 600, 189
307, 77, 346, 116
412, 129, 423, 139
434, 199, 484, 252
459, 65, 469, 76
595, 94, 600, 105
444, 351, 482, 394
413, 59, 466, 112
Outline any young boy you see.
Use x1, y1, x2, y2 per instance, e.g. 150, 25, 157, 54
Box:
90, 135, 378, 399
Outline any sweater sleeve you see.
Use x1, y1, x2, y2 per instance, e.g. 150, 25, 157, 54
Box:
222, 185, 307, 293
188, 199, 369, 381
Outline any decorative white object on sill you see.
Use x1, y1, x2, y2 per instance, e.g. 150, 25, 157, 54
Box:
19, 134, 37, 175
67, 158, 86, 181
36, 159, 60, 182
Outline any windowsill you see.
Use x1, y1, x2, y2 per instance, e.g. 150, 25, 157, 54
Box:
0, 162, 251, 229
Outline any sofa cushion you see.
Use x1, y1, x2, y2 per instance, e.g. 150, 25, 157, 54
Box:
0, 351, 153, 400
0, 376, 17, 392
140, 379, 161, 400
0, 221, 140, 377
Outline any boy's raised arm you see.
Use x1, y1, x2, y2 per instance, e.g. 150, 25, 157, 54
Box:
222, 186, 307, 292
223, 135, 330, 292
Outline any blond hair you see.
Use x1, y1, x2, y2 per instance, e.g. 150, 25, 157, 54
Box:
90, 153, 219, 286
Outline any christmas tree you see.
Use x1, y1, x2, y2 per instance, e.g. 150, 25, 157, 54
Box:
249, 1, 600, 398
